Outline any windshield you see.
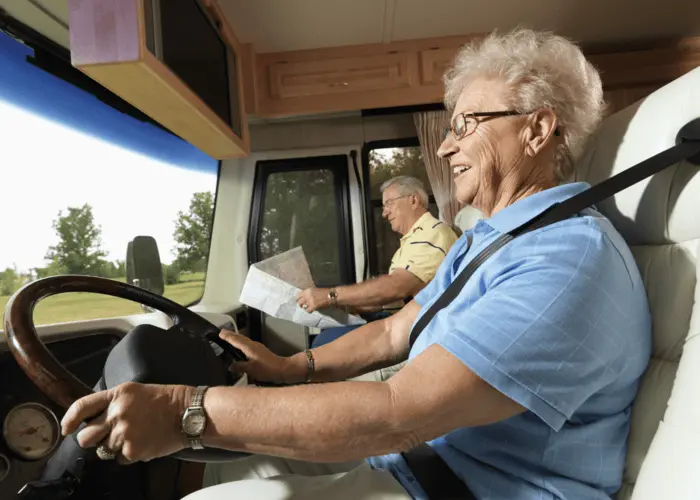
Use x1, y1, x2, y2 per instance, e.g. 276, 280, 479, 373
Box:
0, 31, 219, 326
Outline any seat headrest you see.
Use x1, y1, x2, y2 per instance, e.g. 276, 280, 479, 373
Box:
574, 67, 700, 246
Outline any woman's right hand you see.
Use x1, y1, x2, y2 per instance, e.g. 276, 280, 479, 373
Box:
218, 329, 302, 384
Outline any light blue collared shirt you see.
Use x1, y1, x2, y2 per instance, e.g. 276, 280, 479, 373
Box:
367, 182, 652, 499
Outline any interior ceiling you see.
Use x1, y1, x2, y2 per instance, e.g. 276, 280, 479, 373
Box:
221, 0, 700, 53
1, 0, 699, 55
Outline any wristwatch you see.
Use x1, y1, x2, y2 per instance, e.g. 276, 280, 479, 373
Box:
181, 386, 209, 450
328, 288, 338, 306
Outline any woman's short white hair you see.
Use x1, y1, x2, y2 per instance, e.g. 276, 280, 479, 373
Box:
380, 176, 429, 208
443, 28, 605, 182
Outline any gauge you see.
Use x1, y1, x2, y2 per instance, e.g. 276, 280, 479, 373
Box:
0, 454, 9, 482
3, 403, 61, 460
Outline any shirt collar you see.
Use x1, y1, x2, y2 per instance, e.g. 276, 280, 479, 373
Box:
483, 182, 592, 234
401, 212, 434, 240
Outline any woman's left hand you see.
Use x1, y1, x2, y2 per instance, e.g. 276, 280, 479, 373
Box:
61, 382, 190, 463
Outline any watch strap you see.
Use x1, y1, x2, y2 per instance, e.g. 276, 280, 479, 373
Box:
184, 386, 208, 450
191, 385, 207, 407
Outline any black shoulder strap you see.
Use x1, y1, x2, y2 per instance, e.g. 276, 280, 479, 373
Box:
408, 138, 700, 349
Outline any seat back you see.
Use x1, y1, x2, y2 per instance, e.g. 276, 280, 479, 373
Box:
573, 67, 700, 499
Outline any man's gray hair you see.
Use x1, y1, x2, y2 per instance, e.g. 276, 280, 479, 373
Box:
380, 176, 429, 208
443, 28, 605, 182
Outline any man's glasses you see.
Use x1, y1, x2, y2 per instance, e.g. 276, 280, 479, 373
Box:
382, 194, 411, 210
444, 110, 530, 141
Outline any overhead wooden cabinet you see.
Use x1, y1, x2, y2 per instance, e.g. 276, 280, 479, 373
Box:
248, 35, 700, 118
67, 0, 249, 159
268, 52, 414, 100
254, 38, 471, 117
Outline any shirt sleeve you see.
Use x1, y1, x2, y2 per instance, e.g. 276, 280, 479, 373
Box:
419, 225, 641, 431
393, 227, 458, 283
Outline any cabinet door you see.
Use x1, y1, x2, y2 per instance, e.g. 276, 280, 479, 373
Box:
268, 52, 414, 99
419, 46, 460, 86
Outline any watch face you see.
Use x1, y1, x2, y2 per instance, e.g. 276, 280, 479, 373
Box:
183, 410, 206, 436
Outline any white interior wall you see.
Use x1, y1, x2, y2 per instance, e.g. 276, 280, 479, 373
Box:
197, 112, 419, 350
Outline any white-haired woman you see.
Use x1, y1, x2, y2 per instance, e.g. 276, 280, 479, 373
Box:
62, 29, 651, 500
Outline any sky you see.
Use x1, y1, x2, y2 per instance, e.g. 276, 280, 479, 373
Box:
0, 100, 218, 273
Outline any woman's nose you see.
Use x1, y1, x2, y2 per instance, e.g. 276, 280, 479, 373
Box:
437, 135, 458, 158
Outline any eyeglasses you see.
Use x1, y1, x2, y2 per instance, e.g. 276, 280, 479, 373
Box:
444, 110, 530, 141
382, 194, 411, 210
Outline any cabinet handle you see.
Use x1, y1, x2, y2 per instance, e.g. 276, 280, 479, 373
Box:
329, 82, 349, 87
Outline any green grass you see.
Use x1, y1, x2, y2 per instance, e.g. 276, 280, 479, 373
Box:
0, 274, 206, 326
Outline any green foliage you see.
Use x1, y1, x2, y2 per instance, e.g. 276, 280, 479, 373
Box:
0, 267, 19, 296
0, 266, 35, 296
163, 262, 181, 285
368, 147, 431, 200
45, 204, 108, 275
33, 261, 68, 280
100, 260, 126, 279
258, 169, 339, 286
173, 192, 215, 272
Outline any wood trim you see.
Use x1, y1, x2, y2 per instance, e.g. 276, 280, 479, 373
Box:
198, 0, 250, 149
240, 43, 258, 115
419, 47, 459, 86
67, 0, 249, 159
589, 46, 700, 88
140, 50, 247, 155
267, 52, 414, 99
199, 0, 243, 52
247, 34, 700, 118
257, 35, 478, 65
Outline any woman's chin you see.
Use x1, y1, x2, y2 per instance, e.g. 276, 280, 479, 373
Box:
455, 189, 475, 207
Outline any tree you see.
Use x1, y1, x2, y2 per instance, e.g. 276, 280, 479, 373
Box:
257, 169, 339, 286
44, 203, 107, 275
163, 262, 181, 285
173, 191, 215, 272
0, 267, 19, 296
33, 262, 65, 280
369, 147, 431, 199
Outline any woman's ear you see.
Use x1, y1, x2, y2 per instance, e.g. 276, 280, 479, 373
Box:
525, 108, 558, 157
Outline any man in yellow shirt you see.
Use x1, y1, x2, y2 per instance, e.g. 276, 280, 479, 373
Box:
297, 175, 459, 347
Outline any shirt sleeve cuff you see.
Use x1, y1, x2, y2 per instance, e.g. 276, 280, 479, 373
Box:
406, 266, 432, 284
437, 335, 568, 431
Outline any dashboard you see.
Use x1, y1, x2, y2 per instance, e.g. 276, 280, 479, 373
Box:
0, 331, 121, 498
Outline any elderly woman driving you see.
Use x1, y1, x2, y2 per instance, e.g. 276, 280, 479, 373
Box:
62, 29, 651, 499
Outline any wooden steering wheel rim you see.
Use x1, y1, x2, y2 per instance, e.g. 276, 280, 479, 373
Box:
3, 275, 210, 409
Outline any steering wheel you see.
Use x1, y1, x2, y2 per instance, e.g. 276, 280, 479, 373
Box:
3, 275, 250, 466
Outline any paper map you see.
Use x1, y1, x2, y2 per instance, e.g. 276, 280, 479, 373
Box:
239, 247, 366, 329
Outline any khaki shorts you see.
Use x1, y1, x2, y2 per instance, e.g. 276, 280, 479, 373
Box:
182, 454, 412, 500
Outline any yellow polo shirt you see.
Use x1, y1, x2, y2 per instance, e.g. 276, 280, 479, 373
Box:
389, 212, 459, 283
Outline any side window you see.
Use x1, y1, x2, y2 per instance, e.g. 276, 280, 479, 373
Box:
0, 31, 218, 326
250, 156, 355, 287
364, 141, 438, 276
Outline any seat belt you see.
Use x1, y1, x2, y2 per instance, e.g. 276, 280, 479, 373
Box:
401, 129, 700, 500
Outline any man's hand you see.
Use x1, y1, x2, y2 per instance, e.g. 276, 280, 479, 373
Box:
61, 382, 189, 464
219, 329, 303, 383
296, 287, 330, 313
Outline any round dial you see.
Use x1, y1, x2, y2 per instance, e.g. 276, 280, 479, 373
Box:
0, 454, 9, 483
183, 409, 206, 436
3, 403, 61, 460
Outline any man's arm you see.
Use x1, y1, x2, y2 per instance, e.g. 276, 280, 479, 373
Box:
199, 344, 525, 463
297, 269, 424, 313
282, 300, 421, 383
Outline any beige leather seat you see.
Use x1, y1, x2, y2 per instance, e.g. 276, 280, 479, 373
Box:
573, 67, 700, 499
360, 68, 700, 498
